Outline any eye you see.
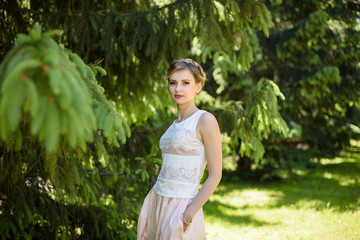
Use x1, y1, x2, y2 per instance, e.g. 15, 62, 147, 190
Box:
183, 81, 190, 85
169, 81, 176, 85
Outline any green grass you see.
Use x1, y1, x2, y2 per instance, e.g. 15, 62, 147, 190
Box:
204, 141, 360, 240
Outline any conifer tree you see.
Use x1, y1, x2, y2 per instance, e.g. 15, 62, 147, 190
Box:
229, 0, 360, 178
0, 0, 288, 238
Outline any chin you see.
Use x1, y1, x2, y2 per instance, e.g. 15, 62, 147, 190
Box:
172, 98, 184, 104
173, 100, 183, 104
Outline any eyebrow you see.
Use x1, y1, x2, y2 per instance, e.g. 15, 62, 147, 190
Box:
168, 78, 191, 81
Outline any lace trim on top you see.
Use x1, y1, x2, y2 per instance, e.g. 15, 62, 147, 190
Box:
157, 165, 198, 184
159, 128, 203, 156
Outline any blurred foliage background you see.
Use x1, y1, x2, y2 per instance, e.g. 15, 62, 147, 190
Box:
0, 0, 359, 239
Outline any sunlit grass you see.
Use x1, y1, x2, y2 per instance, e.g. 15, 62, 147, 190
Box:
204, 143, 360, 240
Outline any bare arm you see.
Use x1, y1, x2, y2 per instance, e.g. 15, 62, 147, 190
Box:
182, 112, 222, 225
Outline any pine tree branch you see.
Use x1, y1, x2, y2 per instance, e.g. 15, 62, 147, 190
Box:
90, 58, 104, 67
0, 0, 188, 18
0, 3, 46, 15
86, 169, 136, 176
132, 124, 170, 133
92, 93, 117, 116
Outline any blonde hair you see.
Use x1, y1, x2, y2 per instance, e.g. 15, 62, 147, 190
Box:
165, 58, 206, 87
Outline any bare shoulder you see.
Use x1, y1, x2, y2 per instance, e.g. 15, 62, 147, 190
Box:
198, 111, 220, 133
198, 111, 216, 123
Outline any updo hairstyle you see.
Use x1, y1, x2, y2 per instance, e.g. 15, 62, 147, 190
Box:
164, 58, 206, 87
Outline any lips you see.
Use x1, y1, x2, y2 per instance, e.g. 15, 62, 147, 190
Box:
175, 95, 183, 98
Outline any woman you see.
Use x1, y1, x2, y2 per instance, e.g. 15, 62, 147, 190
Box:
137, 58, 222, 240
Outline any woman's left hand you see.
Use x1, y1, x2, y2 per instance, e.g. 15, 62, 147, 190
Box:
182, 209, 193, 231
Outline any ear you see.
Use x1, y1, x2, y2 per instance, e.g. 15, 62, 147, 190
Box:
196, 83, 202, 93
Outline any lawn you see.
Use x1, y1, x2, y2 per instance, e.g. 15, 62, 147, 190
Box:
203, 141, 360, 240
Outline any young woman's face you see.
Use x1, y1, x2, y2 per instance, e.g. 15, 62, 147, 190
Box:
168, 69, 202, 105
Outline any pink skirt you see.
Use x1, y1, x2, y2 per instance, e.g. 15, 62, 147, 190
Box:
137, 188, 206, 240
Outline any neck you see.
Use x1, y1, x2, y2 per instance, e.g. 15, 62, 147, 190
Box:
176, 103, 198, 122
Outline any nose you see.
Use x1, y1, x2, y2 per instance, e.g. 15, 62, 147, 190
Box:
175, 83, 182, 92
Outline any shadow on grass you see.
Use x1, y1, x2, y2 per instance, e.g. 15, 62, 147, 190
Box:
205, 148, 360, 224
266, 173, 360, 212
204, 199, 278, 227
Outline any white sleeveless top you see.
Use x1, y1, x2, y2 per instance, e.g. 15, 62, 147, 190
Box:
153, 110, 207, 198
